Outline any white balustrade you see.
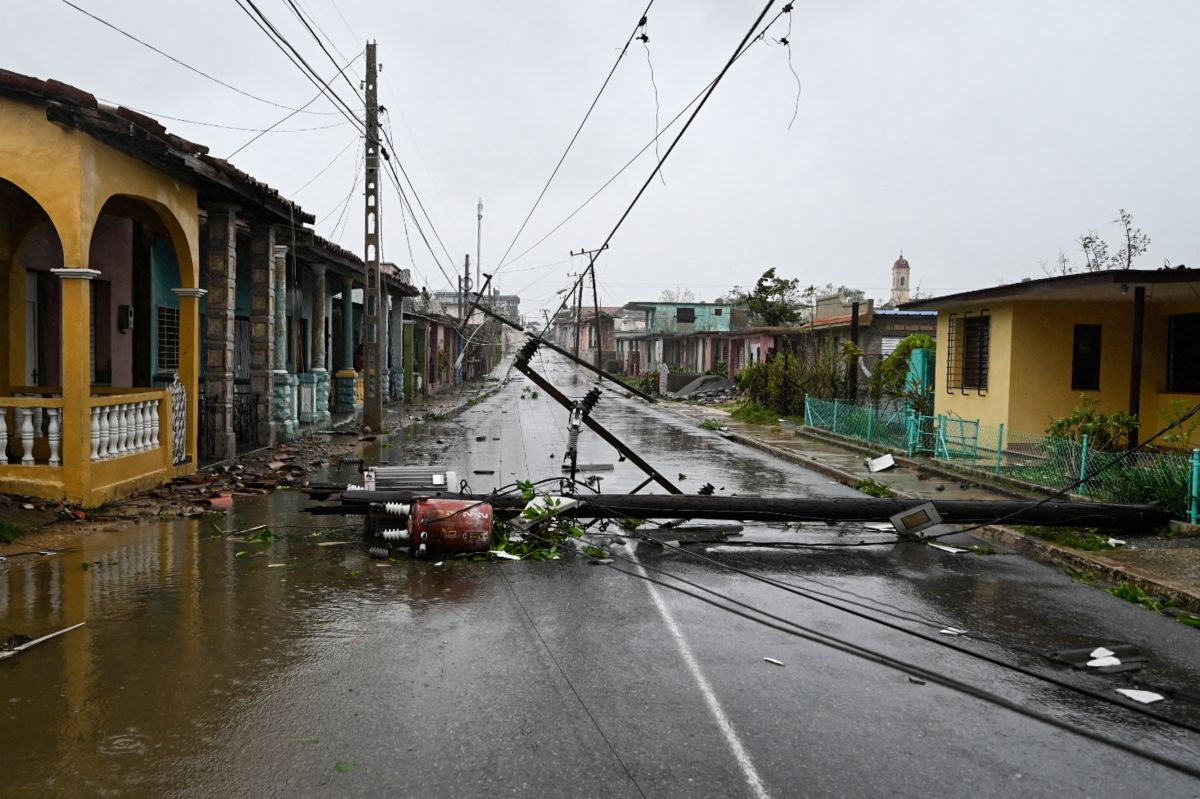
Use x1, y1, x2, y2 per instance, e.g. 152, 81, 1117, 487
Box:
18, 408, 34, 464
0, 407, 7, 464
98, 404, 111, 458
90, 407, 100, 460
46, 409, 61, 466
150, 402, 160, 448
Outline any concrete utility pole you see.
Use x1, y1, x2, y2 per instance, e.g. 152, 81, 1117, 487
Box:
459, 254, 471, 380
362, 41, 383, 431
571, 244, 609, 373
476, 198, 483, 293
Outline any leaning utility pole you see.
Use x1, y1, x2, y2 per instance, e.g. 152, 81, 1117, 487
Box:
362, 41, 383, 432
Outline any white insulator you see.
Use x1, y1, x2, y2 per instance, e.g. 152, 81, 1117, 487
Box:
346, 484, 365, 491
380, 528, 409, 542
384, 502, 411, 516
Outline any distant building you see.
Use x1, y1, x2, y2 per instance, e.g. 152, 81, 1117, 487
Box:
891, 252, 911, 306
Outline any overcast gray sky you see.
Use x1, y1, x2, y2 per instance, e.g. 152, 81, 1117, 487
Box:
6, 1, 1199, 319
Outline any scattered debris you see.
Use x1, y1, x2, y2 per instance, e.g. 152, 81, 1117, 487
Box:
927, 543, 967, 554
907, 675, 926, 685
1047, 644, 1147, 674
1107, 537, 1127, 547
865, 453, 896, 473
490, 550, 521, 560
939, 627, 968, 636
1115, 688, 1164, 704
763, 657, 785, 666
0, 621, 86, 661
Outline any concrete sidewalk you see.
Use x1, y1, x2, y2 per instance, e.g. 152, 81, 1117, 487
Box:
663, 399, 1200, 613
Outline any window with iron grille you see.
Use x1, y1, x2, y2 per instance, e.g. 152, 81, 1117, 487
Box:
945, 311, 989, 393
157, 305, 180, 372
1167, 313, 1200, 392
676, 307, 695, 323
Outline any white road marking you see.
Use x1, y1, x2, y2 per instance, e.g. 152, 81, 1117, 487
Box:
630, 553, 771, 799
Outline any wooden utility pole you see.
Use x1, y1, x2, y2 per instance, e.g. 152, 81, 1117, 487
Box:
362, 41, 383, 431
571, 244, 608, 372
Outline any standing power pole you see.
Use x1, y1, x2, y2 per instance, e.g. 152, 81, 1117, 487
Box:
476, 198, 483, 294
571, 244, 609, 373
362, 41, 383, 432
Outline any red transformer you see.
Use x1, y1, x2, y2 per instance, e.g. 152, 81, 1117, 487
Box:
406, 497, 493, 558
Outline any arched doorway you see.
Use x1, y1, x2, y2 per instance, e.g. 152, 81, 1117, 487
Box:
1, 178, 65, 394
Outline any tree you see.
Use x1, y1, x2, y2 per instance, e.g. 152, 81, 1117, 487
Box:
659, 286, 697, 303
1077, 209, 1150, 271
747, 268, 802, 326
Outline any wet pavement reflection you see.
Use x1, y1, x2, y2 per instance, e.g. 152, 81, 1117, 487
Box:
3, 355, 1200, 797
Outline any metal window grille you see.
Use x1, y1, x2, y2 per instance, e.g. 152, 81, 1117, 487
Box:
157, 306, 180, 372
962, 313, 989, 392
944, 313, 960, 393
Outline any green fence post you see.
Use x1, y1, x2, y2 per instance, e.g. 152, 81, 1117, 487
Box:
1079, 434, 1090, 496
1190, 449, 1199, 526
832, 399, 840, 434
995, 423, 1005, 473
804, 394, 811, 426
866, 406, 875, 443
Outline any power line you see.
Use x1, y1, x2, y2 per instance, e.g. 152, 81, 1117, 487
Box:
500, 6, 791, 272
493, 0, 656, 278
57, 0, 337, 115
102, 101, 348, 133
283, 0, 364, 103
289, 135, 359, 194
534, 0, 781, 342
233, 0, 364, 129
226, 50, 363, 159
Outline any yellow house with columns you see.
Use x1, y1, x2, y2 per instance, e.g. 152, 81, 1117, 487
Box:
904, 268, 1200, 448
0, 71, 313, 505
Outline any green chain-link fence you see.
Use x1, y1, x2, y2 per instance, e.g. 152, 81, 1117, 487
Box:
804, 395, 1200, 521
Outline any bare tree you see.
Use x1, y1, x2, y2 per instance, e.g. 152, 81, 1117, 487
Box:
1079, 231, 1110, 271
1112, 208, 1151, 270
659, 286, 697, 302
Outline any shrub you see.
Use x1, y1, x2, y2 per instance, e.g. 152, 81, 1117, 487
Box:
1046, 396, 1138, 451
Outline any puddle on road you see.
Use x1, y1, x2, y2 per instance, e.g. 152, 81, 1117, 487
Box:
0, 480, 491, 798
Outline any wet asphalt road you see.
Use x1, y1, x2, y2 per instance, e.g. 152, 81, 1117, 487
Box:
3, 353, 1200, 798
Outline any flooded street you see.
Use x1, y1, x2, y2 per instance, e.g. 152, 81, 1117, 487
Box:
4, 357, 1200, 798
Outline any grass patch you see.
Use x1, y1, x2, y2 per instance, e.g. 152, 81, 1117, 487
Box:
967, 544, 999, 555
1107, 582, 1164, 612
1176, 611, 1200, 629
698, 418, 724, 431
729, 401, 780, 426
1063, 566, 1100, 584
1013, 525, 1116, 551
855, 478, 896, 498
0, 521, 26, 544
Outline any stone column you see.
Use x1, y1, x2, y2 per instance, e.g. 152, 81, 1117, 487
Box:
204, 204, 238, 461
249, 224, 277, 446
272, 245, 297, 440
334, 276, 358, 413
390, 292, 405, 402
310, 264, 330, 426
379, 290, 391, 403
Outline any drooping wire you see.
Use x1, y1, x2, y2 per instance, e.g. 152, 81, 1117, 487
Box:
499, 6, 792, 272
777, 3, 801, 130
529, 1, 781, 348
637, 17, 665, 186
56, 0, 338, 115
283, 0, 364, 105
492, 0, 657, 280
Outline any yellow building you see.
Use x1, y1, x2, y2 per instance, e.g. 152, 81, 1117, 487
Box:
905, 268, 1200, 447
0, 72, 315, 505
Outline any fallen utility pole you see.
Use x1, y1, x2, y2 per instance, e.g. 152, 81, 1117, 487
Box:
473, 301, 657, 403
514, 345, 681, 494
310, 490, 1169, 531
